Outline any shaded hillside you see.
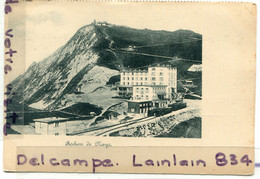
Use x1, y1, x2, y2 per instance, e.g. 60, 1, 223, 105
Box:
95, 25, 201, 71
156, 117, 201, 138
60, 102, 102, 116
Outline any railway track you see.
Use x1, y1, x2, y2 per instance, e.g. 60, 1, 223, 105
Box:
68, 116, 155, 136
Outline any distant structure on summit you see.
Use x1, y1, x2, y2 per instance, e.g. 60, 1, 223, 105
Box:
92, 20, 109, 26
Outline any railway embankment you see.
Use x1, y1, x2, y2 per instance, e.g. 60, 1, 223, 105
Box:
109, 107, 201, 137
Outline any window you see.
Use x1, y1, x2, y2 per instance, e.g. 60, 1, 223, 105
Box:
132, 77, 134, 80
160, 77, 163, 81
140, 82, 143, 85
152, 68, 156, 71
54, 122, 59, 127
132, 72, 134, 75
145, 88, 149, 93
140, 73, 143, 76
123, 77, 125, 80
145, 77, 147, 80
152, 77, 156, 81
136, 82, 138, 85
127, 82, 129, 85
146, 95, 148, 100
136, 77, 138, 80
127, 77, 130, 80
55, 133, 59, 136
136, 88, 139, 93
152, 82, 156, 85
132, 82, 134, 85
151, 72, 156, 76
140, 77, 143, 80
159, 72, 163, 76
123, 72, 125, 75
123, 82, 125, 85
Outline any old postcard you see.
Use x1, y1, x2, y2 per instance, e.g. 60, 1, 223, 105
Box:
3, 0, 256, 175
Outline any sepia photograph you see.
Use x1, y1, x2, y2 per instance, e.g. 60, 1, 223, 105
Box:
6, 6, 202, 138
2, 1, 256, 175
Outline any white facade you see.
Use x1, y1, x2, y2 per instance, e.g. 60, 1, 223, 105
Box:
120, 70, 148, 86
132, 85, 167, 101
34, 118, 67, 135
120, 64, 177, 99
148, 65, 177, 97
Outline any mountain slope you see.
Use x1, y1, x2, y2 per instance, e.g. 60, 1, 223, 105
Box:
9, 22, 202, 110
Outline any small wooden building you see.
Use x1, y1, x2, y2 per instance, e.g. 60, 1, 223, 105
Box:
34, 117, 68, 136
103, 111, 120, 120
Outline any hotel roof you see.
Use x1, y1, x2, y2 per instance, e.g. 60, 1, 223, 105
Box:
120, 64, 176, 73
127, 99, 153, 103
121, 69, 148, 73
34, 117, 68, 123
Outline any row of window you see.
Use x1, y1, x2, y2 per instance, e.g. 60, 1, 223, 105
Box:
135, 87, 166, 93
122, 73, 175, 80
139, 102, 152, 107
151, 82, 165, 85
135, 95, 150, 100
122, 77, 148, 81
123, 67, 175, 75
122, 71, 176, 76
154, 87, 166, 90
122, 82, 148, 85
122, 77, 171, 82
151, 77, 164, 81
122, 72, 148, 76
122, 82, 175, 86
151, 72, 176, 77
151, 72, 164, 76
135, 88, 149, 93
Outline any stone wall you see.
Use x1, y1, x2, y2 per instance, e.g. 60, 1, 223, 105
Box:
110, 108, 201, 137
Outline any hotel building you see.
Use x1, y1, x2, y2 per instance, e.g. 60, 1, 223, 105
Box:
117, 64, 178, 114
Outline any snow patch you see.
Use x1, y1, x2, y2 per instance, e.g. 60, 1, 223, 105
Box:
29, 100, 49, 109
188, 64, 202, 72
79, 66, 119, 94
